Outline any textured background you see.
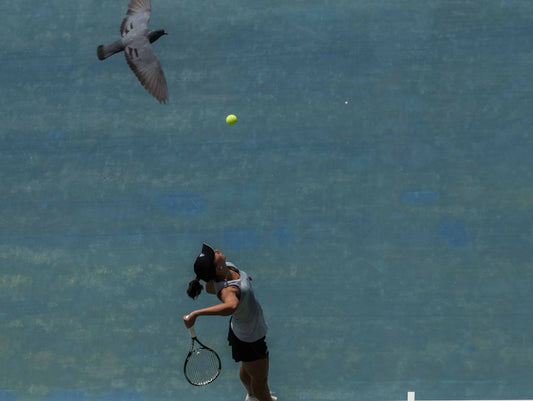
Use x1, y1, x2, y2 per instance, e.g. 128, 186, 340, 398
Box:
1, 0, 532, 400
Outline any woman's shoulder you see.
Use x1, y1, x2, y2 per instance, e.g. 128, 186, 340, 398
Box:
216, 281, 241, 300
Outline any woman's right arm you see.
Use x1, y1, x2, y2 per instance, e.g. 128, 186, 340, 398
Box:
183, 286, 240, 328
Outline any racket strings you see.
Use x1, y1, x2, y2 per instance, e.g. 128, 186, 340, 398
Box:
185, 347, 220, 385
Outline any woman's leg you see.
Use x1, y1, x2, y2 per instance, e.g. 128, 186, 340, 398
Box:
239, 363, 253, 395
242, 357, 272, 401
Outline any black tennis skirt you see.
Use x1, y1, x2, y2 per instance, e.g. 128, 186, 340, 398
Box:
227, 325, 269, 362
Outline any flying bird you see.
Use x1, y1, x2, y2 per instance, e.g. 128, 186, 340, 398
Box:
97, 0, 169, 103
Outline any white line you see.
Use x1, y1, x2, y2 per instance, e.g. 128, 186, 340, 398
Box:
406, 391, 533, 401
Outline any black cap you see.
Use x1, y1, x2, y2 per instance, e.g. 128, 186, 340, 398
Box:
194, 243, 216, 282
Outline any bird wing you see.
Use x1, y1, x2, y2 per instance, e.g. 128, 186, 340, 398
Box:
120, 0, 151, 38
124, 38, 169, 103
120, 0, 168, 103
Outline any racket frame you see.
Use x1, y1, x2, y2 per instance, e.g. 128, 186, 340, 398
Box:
184, 326, 222, 386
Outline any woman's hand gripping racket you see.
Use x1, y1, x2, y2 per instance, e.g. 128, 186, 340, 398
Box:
183, 316, 221, 386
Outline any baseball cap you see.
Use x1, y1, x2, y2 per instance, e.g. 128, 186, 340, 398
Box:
194, 243, 216, 282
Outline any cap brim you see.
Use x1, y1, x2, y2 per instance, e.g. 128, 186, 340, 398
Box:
201, 243, 215, 261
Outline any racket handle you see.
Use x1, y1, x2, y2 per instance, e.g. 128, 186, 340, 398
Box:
185, 315, 196, 338
188, 326, 196, 338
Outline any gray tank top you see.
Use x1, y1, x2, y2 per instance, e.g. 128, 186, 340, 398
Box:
214, 263, 268, 342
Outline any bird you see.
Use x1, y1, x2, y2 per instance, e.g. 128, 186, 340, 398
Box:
97, 0, 169, 103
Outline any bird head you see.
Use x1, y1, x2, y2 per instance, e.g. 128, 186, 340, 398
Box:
148, 29, 168, 44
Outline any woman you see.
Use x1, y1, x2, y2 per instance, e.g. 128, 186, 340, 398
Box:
183, 243, 277, 401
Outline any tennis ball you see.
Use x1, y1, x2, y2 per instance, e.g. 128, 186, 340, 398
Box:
226, 114, 237, 125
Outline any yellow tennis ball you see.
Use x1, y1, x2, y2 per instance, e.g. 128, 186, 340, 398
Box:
226, 114, 237, 125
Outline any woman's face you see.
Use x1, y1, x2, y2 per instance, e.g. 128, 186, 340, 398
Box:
213, 249, 226, 268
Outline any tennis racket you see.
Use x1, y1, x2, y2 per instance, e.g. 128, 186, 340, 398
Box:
183, 324, 221, 386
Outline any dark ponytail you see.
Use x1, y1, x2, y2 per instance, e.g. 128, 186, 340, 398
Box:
187, 277, 204, 299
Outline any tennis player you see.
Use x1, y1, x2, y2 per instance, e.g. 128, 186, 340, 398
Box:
183, 243, 277, 401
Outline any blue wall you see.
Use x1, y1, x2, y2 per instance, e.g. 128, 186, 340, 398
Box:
1, 0, 532, 400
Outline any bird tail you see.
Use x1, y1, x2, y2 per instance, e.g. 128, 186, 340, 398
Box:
97, 39, 125, 60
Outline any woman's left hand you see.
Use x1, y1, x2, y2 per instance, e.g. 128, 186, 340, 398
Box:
183, 313, 197, 328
